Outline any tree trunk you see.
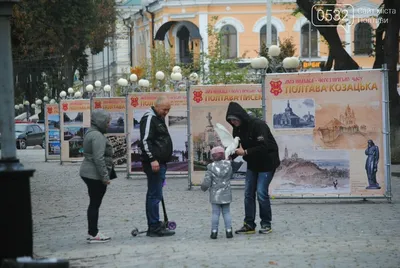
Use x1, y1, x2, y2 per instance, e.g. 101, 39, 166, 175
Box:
321, 47, 334, 71
373, 23, 385, 69
296, 0, 359, 70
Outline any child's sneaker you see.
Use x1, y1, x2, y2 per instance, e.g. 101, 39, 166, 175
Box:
210, 230, 218, 239
259, 225, 272, 234
226, 229, 233, 238
235, 223, 256, 234
87, 232, 111, 243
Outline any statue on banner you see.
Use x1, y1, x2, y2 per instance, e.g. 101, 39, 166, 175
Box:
365, 139, 381, 189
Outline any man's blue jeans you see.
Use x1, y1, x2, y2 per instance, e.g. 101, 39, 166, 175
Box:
244, 169, 275, 229
143, 162, 167, 229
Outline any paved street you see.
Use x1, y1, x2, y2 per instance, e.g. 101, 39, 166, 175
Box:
11, 148, 400, 267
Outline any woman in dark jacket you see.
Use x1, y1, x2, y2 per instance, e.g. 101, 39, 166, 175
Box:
79, 109, 113, 243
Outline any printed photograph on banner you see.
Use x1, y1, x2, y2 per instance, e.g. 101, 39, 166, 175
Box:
272, 98, 315, 129
48, 130, 60, 141
69, 139, 84, 158
107, 112, 125, 134
63, 112, 84, 125
48, 115, 60, 129
107, 135, 127, 166
313, 101, 381, 150
48, 141, 61, 155
271, 134, 350, 194
191, 105, 258, 174
167, 110, 187, 127
63, 127, 86, 141
133, 109, 147, 129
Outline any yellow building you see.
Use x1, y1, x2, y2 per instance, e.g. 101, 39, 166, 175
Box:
131, 0, 383, 71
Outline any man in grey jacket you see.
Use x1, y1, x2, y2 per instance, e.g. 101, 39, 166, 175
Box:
80, 109, 113, 243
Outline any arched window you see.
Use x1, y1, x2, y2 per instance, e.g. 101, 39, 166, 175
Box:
220, 25, 237, 59
260, 24, 278, 48
301, 23, 318, 58
354, 22, 373, 55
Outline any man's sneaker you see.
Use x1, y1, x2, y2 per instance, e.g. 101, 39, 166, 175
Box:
259, 225, 272, 234
87, 232, 111, 243
226, 229, 233, 239
210, 231, 218, 239
234, 223, 256, 234
147, 226, 175, 237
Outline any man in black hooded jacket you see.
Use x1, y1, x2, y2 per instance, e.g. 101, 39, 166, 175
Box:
226, 102, 280, 234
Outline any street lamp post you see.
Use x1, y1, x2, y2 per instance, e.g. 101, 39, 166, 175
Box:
0, 0, 35, 261
251, 57, 269, 121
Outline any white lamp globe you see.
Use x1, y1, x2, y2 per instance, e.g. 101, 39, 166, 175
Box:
74, 91, 82, 98
50, 99, 56, 104
172, 66, 181, 73
269, 45, 281, 57
35, 99, 42, 105
155, 71, 165, 81
60, 91, 67, 97
189, 72, 198, 82
142, 79, 150, 88
19, 104, 24, 109
282, 57, 292, 69
67, 87, 74, 94
31, 104, 36, 109
122, 78, 129, 87
138, 79, 145, 87
251, 57, 269, 69
104, 85, 111, 92
290, 56, 300, 68
129, 74, 138, 82
171, 72, 182, 81
86, 84, 94, 92
15, 104, 19, 110
24, 100, 30, 106
95, 80, 102, 87
43, 96, 49, 102
117, 78, 124, 86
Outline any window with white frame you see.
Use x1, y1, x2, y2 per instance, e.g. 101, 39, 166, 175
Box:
301, 23, 318, 58
354, 22, 373, 55
220, 24, 237, 59
260, 24, 278, 48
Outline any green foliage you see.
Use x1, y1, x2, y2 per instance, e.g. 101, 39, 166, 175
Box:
200, 16, 250, 85
11, 0, 116, 92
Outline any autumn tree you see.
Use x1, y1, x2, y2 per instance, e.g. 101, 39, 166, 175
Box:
11, 0, 116, 101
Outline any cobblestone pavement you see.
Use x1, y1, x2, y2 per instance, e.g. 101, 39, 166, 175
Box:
14, 148, 400, 267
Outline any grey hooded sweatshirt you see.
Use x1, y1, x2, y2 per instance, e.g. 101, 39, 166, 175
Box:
79, 109, 113, 182
201, 160, 233, 204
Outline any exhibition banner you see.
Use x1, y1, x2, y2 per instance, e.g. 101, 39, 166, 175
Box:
92, 97, 127, 167
59, 99, 91, 162
265, 69, 387, 197
127, 92, 188, 175
44, 104, 60, 160
189, 84, 262, 185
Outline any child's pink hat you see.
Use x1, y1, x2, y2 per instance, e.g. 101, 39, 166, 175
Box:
211, 146, 225, 155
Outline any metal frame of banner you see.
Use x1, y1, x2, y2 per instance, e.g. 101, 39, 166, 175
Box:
125, 94, 132, 179
186, 83, 192, 190
260, 68, 391, 202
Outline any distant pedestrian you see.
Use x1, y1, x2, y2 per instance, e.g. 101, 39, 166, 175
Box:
79, 109, 114, 243
201, 146, 234, 239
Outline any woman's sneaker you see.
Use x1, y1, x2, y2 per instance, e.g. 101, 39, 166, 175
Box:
234, 223, 256, 234
259, 225, 272, 234
210, 230, 218, 239
226, 229, 233, 238
87, 232, 111, 243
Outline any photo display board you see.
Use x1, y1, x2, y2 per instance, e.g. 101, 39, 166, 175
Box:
265, 69, 388, 197
45, 103, 60, 160
60, 99, 91, 162
92, 97, 127, 167
189, 84, 262, 186
127, 92, 188, 175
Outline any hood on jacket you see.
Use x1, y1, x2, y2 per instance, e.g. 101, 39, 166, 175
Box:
90, 109, 111, 134
226, 102, 251, 127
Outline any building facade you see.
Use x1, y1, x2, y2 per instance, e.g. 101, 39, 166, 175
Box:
131, 0, 383, 72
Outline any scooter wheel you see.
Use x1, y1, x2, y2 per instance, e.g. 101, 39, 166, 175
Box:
131, 228, 139, 237
167, 221, 177, 230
